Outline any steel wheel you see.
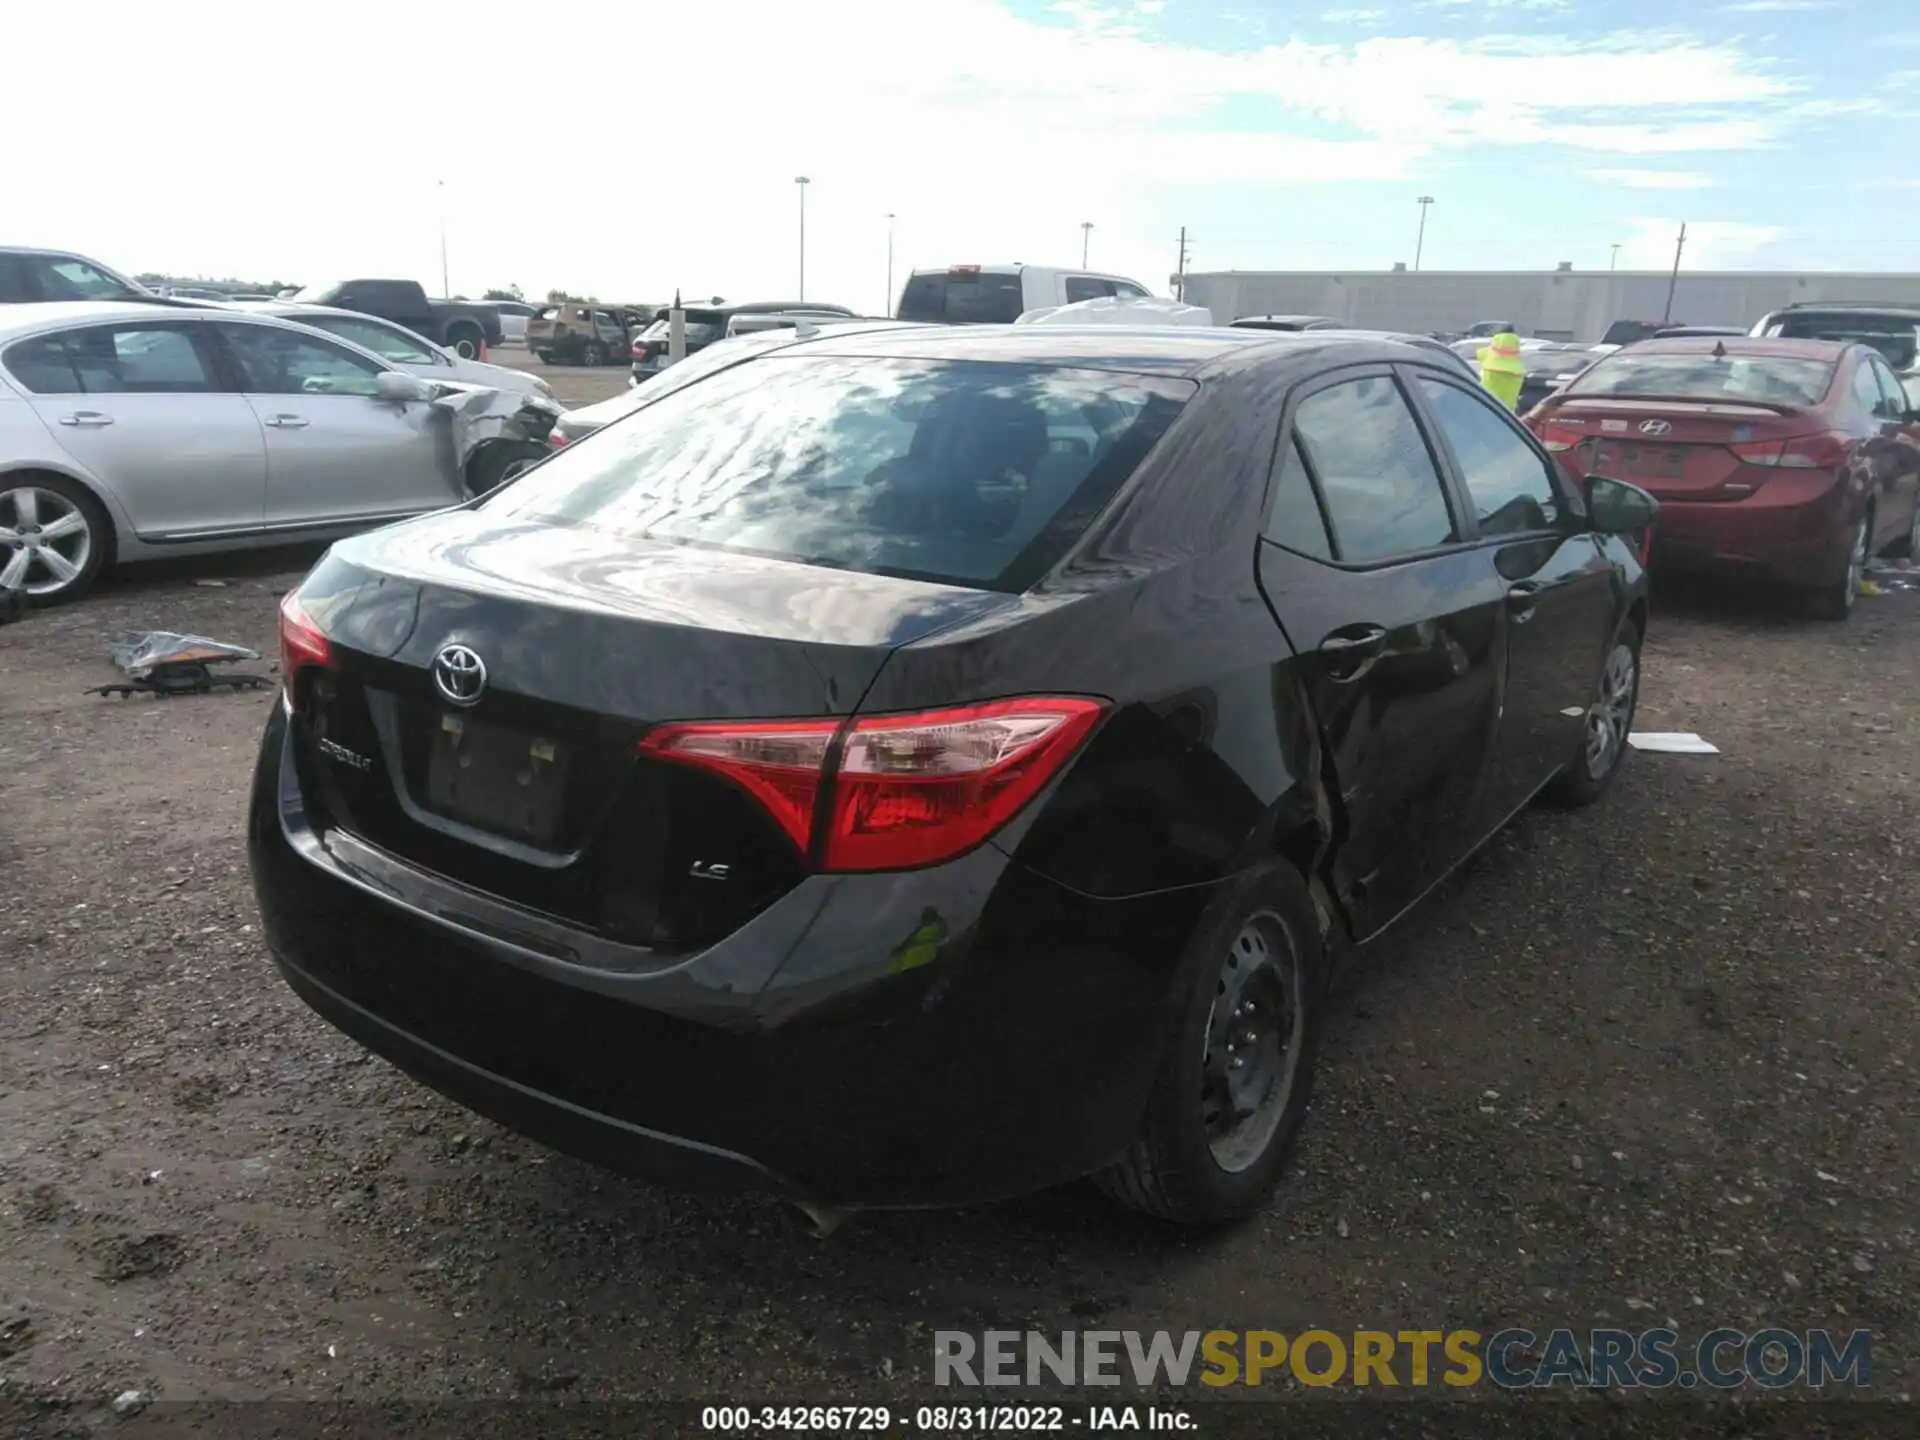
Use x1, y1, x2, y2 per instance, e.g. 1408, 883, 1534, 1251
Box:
1584, 641, 1638, 780
1201, 912, 1305, 1174
0, 484, 94, 598
1906, 502, 1920, 559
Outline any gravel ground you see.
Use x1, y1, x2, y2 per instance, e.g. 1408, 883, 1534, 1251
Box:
3, 356, 1917, 1428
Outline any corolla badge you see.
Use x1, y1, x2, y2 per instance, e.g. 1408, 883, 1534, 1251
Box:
432, 643, 488, 706
1639, 419, 1673, 435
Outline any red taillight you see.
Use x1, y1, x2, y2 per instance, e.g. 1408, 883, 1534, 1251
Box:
278, 591, 332, 693
1729, 431, 1847, 470
630, 341, 646, 359
1536, 423, 1584, 452
640, 697, 1107, 872
548, 430, 570, 449
639, 719, 838, 856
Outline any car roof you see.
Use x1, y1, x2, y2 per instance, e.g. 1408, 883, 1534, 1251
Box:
1767, 302, 1920, 317
1234, 314, 1337, 324
765, 322, 1454, 379
1613, 336, 1857, 360
0, 300, 211, 339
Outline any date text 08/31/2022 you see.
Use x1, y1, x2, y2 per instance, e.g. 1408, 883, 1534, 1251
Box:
701, 1406, 1194, 1433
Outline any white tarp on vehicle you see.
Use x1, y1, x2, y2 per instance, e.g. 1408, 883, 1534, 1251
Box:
1015, 296, 1215, 327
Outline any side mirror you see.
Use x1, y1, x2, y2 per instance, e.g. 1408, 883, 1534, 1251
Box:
1585, 474, 1659, 535
375, 371, 436, 405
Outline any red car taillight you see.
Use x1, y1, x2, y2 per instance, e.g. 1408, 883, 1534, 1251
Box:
548, 430, 570, 449
278, 591, 332, 696
1729, 432, 1849, 469
1535, 422, 1584, 452
640, 697, 1107, 872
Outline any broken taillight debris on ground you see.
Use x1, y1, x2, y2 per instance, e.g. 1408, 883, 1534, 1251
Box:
88, 630, 272, 698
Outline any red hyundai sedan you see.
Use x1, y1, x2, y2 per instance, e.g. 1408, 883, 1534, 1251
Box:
1527, 337, 1920, 618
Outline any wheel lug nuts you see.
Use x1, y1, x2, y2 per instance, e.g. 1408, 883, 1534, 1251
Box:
1240, 1030, 1257, 1045
1229, 1057, 1245, 1070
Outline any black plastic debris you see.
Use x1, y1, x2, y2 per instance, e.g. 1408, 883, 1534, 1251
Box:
89, 631, 271, 698
0, 583, 22, 626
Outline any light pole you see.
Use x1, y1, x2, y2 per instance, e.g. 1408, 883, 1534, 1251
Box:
1610, 243, 1622, 272
795, 176, 810, 301
1081, 221, 1093, 268
1414, 195, 1434, 272
886, 212, 896, 318
437, 179, 450, 297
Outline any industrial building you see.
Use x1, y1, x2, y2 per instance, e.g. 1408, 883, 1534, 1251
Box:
1175, 267, 1920, 343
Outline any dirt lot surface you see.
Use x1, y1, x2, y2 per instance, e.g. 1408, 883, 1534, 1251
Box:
3, 359, 1917, 1429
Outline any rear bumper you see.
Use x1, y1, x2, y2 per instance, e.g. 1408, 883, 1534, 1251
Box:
1648, 482, 1853, 587
247, 708, 1206, 1208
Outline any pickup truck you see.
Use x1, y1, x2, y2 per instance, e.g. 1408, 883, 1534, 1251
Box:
287, 279, 503, 359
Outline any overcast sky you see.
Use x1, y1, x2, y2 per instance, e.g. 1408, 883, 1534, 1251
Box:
11, 0, 1915, 311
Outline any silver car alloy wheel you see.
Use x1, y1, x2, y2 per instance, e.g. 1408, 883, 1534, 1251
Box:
0, 486, 93, 597
1201, 911, 1305, 1174
1584, 641, 1637, 780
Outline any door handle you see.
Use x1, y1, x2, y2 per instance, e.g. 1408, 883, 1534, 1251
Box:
1319, 625, 1387, 680
264, 414, 309, 429
57, 411, 113, 427
1507, 581, 1542, 621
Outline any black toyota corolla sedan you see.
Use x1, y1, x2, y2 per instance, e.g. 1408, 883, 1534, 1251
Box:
249, 325, 1656, 1227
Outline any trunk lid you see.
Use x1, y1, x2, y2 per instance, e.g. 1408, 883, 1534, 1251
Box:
287, 509, 1018, 952
1535, 398, 1826, 499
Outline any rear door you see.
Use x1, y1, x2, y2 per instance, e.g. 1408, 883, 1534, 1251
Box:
4, 321, 266, 541
214, 321, 456, 529
1863, 353, 1920, 553
1254, 367, 1505, 938
1409, 371, 1616, 828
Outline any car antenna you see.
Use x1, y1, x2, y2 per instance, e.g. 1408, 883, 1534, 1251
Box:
1712, 340, 1727, 359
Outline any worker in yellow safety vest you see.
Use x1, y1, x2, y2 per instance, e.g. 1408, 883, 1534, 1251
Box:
1477, 326, 1526, 411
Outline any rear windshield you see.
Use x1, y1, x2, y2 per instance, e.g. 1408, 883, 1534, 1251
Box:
897, 272, 1026, 325
481, 357, 1194, 592
1565, 352, 1836, 407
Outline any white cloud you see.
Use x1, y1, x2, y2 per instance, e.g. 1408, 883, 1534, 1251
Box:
1618, 219, 1786, 269
1588, 169, 1720, 190
5, 0, 1803, 309
1720, 0, 1835, 10
1320, 6, 1387, 20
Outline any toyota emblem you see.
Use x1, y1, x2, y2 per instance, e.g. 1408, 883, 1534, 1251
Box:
432, 643, 487, 706
1639, 419, 1672, 435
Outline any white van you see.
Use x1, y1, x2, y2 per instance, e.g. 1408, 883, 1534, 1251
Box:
895, 264, 1153, 325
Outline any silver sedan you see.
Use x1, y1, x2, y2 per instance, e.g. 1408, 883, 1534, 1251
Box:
220, 301, 553, 400
0, 302, 559, 603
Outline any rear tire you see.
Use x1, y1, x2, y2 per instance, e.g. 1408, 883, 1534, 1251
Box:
535, 350, 557, 365
1806, 511, 1869, 621
1093, 859, 1325, 1226
0, 472, 111, 606
582, 341, 607, 367
1546, 619, 1641, 808
466, 441, 549, 498
445, 324, 484, 361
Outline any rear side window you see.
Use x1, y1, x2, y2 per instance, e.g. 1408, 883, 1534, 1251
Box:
1262, 437, 1333, 560
1846, 363, 1885, 421
1290, 376, 1456, 563
1065, 276, 1116, 303
482, 357, 1194, 593
1417, 377, 1560, 535
6, 325, 216, 393
897, 272, 1026, 325
30, 256, 140, 301
1567, 352, 1835, 407
5, 333, 83, 392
